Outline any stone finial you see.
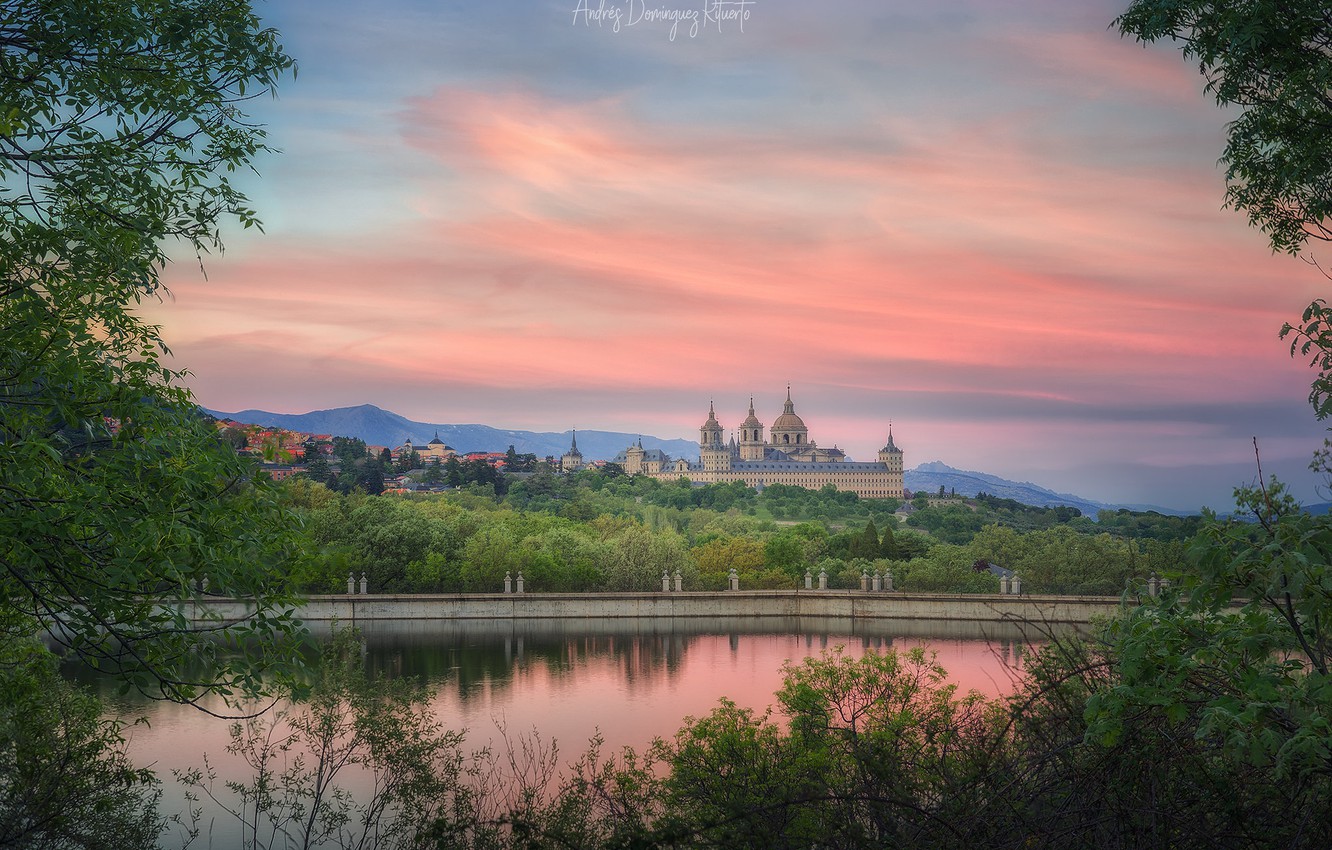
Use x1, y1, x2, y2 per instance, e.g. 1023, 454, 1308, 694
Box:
347, 572, 356, 595
804, 570, 813, 590
818, 569, 828, 590
516, 572, 525, 593
674, 570, 683, 592
359, 572, 368, 595
884, 570, 893, 592
504, 571, 513, 594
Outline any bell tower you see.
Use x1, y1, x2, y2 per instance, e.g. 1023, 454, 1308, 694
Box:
877, 424, 905, 498
699, 401, 730, 471
738, 397, 765, 461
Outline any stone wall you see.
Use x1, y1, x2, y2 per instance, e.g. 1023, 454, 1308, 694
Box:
173, 591, 1128, 627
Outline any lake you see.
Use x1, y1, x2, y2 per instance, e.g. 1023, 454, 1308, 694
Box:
74, 616, 1048, 847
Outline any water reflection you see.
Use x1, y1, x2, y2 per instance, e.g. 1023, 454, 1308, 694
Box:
302, 616, 1051, 709
63, 618, 1058, 848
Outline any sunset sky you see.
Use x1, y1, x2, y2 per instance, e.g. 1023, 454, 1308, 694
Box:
146, 0, 1331, 511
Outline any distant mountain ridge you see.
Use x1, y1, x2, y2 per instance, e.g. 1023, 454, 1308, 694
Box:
207, 404, 1199, 516
904, 460, 1192, 517
205, 403, 699, 464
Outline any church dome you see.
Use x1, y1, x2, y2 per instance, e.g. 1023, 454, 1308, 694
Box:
770, 388, 808, 432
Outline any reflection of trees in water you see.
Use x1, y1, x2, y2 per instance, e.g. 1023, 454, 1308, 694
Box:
359, 623, 690, 702
347, 617, 1052, 704
54, 617, 1049, 714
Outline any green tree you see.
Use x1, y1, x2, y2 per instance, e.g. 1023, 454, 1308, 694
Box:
1, 0, 303, 702
445, 456, 464, 487
1117, 1, 1332, 256
879, 522, 899, 560
0, 637, 163, 848
848, 519, 880, 560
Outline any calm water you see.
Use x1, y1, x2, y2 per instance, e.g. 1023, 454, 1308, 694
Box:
73, 616, 1046, 847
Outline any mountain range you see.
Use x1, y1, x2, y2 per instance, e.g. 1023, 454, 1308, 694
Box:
207, 403, 1197, 516
206, 403, 700, 465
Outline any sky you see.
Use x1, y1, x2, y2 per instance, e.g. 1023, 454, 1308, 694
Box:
145, 0, 1332, 511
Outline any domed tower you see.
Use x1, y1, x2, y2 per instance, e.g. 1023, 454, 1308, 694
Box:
738, 397, 765, 461
877, 424, 905, 498
769, 386, 810, 449
699, 401, 731, 472
699, 401, 724, 449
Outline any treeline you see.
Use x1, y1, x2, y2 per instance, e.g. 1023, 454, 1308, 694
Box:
282, 469, 1190, 596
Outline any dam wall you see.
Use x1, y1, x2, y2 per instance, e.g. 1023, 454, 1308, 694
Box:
174, 591, 1129, 627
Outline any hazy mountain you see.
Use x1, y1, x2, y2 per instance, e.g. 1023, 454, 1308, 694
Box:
205, 403, 699, 462
905, 460, 1195, 517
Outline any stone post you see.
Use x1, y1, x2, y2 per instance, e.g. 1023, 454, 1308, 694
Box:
1147, 574, 1159, 597
674, 570, 683, 592
884, 570, 893, 592
804, 570, 813, 590
359, 572, 368, 595
818, 569, 828, 590
860, 571, 869, 592
1000, 574, 1010, 595
728, 568, 739, 591
662, 571, 671, 592
516, 572, 525, 594
200, 577, 209, 593
1011, 573, 1022, 595
504, 571, 512, 594
347, 572, 355, 595
872, 571, 882, 592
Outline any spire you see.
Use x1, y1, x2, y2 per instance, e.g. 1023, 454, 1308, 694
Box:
782, 385, 796, 414
570, 429, 578, 451
884, 422, 899, 452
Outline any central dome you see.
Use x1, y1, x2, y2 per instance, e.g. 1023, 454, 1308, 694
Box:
769, 388, 810, 447
770, 388, 807, 431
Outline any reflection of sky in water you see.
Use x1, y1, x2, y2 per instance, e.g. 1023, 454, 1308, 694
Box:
77, 619, 1054, 846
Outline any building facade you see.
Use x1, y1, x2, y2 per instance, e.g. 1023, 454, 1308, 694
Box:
619, 390, 904, 499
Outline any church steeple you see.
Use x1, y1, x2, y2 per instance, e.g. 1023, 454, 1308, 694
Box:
561, 429, 584, 473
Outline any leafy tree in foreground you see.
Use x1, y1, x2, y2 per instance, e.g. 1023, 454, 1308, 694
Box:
1117, 0, 1332, 255
1117, 2, 1332, 419
0, 637, 162, 849
1, 0, 304, 705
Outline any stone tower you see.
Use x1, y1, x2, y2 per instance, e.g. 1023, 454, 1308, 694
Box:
624, 436, 646, 475
738, 397, 765, 461
877, 425, 903, 474
561, 430, 584, 473
699, 401, 731, 471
